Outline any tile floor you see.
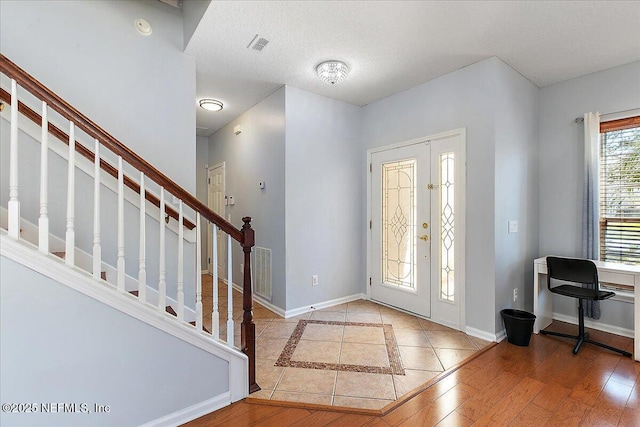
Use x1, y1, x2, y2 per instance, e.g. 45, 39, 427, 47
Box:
200, 275, 491, 410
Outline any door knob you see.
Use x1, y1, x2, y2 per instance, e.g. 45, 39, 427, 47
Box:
418, 235, 429, 241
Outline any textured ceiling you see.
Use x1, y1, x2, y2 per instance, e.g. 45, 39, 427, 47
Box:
186, 1, 640, 136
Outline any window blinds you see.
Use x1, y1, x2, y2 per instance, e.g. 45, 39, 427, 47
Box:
599, 118, 640, 265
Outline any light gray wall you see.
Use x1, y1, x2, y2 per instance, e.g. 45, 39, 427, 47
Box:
0, 0, 197, 193
183, 0, 212, 50
284, 86, 363, 310
493, 60, 540, 332
361, 58, 499, 335
0, 256, 228, 427
209, 88, 286, 309
196, 136, 209, 267
0, 123, 197, 309
539, 60, 640, 331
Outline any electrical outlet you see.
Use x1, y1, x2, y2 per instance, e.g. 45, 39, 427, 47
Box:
513, 288, 518, 302
508, 220, 518, 233
312, 275, 319, 286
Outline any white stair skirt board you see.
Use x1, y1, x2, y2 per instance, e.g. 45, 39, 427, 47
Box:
1, 232, 249, 403
552, 312, 634, 339
140, 392, 231, 427
0, 209, 198, 323
0, 110, 196, 243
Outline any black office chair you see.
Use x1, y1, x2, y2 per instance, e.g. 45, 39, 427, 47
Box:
540, 256, 632, 357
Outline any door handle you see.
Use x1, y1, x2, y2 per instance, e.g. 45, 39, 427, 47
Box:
418, 235, 429, 241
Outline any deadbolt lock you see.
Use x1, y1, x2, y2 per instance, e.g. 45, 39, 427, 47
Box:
422, 223, 428, 229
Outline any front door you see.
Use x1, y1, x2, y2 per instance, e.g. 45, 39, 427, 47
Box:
369, 130, 466, 329
371, 142, 431, 317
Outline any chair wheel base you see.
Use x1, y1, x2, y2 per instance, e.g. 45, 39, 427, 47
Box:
540, 329, 631, 357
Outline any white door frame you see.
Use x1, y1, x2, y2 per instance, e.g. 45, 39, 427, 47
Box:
207, 162, 225, 275
366, 128, 466, 330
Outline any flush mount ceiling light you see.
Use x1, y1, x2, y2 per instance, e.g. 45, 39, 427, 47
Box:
316, 60, 349, 85
199, 99, 223, 112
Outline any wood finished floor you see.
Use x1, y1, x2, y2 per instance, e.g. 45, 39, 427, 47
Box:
186, 321, 639, 426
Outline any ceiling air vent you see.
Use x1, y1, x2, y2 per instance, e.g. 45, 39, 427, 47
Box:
247, 34, 270, 51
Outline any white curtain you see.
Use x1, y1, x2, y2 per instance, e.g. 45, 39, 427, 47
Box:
582, 111, 600, 319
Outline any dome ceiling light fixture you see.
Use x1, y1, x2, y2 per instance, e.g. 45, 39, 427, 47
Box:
199, 99, 224, 112
316, 60, 349, 85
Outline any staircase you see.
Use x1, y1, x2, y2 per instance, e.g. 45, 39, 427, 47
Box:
0, 54, 259, 422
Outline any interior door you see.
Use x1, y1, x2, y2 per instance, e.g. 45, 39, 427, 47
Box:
371, 142, 431, 317
207, 163, 226, 275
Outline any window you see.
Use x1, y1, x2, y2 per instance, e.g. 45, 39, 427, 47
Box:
599, 116, 640, 265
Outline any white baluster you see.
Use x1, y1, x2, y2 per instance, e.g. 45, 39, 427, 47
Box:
195, 213, 203, 331
227, 233, 234, 347
92, 140, 101, 280
158, 188, 167, 311
8, 79, 20, 239
138, 172, 146, 303
65, 122, 75, 267
38, 101, 49, 252
117, 156, 125, 291
177, 200, 184, 321
212, 224, 220, 341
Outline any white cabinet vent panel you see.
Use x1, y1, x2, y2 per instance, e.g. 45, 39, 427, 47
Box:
252, 247, 272, 301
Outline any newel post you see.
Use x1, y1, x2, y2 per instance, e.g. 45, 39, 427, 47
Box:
241, 217, 260, 394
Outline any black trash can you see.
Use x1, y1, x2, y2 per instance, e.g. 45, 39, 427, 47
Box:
500, 309, 536, 346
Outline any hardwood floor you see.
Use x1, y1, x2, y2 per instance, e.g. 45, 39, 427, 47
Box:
187, 321, 639, 426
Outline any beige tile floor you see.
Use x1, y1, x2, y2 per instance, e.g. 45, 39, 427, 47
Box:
200, 275, 491, 410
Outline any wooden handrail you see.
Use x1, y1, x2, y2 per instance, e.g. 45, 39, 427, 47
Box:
0, 53, 242, 242
1, 53, 259, 394
0, 88, 196, 230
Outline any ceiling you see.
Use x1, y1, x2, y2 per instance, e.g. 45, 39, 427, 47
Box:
185, 1, 640, 137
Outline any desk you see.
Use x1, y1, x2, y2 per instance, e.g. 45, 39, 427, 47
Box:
533, 256, 640, 361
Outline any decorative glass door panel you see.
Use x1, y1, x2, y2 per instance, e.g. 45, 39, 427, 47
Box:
382, 160, 417, 291
439, 152, 455, 302
371, 143, 430, 317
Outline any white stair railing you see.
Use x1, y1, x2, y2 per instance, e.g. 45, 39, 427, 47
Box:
92, 139, 101, 280
38, 101, 49, 253
177, 200, 185, 321
65, 122, 75, 267
138, 172, 147, 303
212, 224, 220, 341
158, 187, 167, 312
1, 54, 260, 393
8, 79, 20, 239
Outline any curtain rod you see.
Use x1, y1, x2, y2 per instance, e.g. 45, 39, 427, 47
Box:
575, 107, 639, 123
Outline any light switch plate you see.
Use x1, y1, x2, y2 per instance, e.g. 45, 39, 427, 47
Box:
508, 220, 518, 233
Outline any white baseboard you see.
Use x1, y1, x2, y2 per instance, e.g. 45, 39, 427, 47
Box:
552, 312, 634, 338
220, 280, 366, 320
201, 270, 209, 275
466, 326, 500, 343
285, 293, 366, 318
254, 293, 285, 317
140, 392, 230, 427
222, 278, 287, 318
495, 329, 507, 342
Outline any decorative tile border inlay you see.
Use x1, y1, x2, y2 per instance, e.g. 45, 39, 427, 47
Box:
275, 320, 405, 375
